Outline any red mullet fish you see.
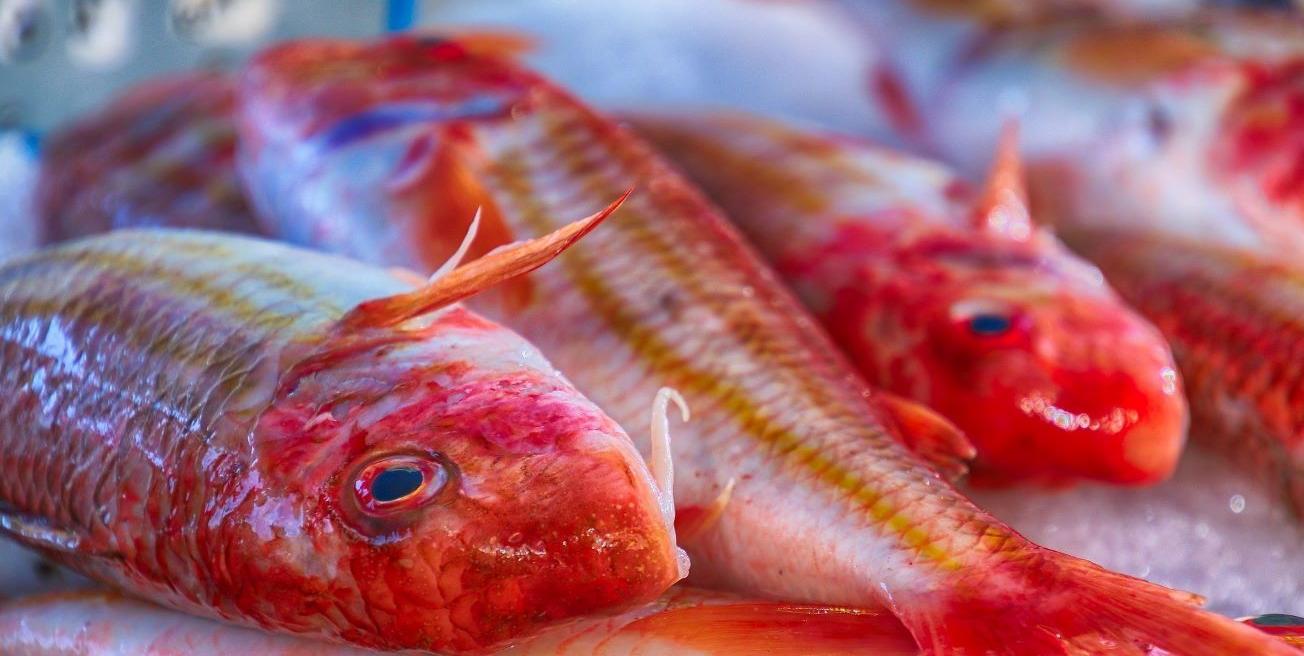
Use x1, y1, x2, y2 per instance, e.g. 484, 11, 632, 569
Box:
231, 35, 1290, 655
634, 111, 1189, 486
0, 210, 686, 654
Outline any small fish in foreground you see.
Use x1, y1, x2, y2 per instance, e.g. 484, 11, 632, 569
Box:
1064, 226, 1304, 517
232, 35, 1292, 655
0, 588, 920, 655
634, 111, 1188, 486
0, 210, 684, 654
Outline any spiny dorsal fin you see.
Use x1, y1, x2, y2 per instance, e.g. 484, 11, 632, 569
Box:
971, 121, 1032, 241
339, 190, 630, 331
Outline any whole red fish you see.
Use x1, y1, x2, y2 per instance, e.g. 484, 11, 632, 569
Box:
36, 71, 263, 243
0, 214, 684, 653
233, 35, 1290, 655
1065, 226, 1304, 517
634, 112, 1188, 486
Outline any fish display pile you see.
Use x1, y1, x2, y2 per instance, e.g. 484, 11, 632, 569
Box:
2, 1, 1303, 654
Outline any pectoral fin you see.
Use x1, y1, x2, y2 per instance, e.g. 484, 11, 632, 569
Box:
0, 507, 108, 557
875, 391, 976, 481
674, 477, 736, 545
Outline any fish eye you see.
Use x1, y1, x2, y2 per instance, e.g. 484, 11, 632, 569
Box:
968, 313, 1012, 337
351, 452, 452, 515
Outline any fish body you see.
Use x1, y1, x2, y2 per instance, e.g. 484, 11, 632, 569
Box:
36, 72, 263, 243
634, 112, 1188, 486
1065, 227, 1304, 516
233, 36, 1292, 655
845, 3, 1304, 255
0, 589, 920, 656
0, 226, 681, 653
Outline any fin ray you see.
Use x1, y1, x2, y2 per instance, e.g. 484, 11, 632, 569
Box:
339, 191, 630, 331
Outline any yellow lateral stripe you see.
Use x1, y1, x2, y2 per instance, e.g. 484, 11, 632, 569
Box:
1, 244, 341, 331
487, 139, 962, 569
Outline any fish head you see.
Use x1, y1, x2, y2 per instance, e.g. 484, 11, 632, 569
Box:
904, 232, 1188, 486
244, 307, 682, 651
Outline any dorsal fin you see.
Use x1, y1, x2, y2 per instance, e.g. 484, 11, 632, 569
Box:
971, 121, 1032, 241
339, 190, 630, 331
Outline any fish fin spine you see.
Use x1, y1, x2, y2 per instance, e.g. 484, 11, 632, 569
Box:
337, 190, 630, 331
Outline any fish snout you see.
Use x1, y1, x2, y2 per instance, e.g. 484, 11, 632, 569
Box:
1017, 353, 1189, 486
472, 438, 685, 635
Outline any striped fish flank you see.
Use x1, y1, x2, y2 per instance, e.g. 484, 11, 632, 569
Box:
36, 73, 264, 243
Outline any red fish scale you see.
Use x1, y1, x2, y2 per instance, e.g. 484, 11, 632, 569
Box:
0, 246, 295, 600
1072, 229, 1304, 514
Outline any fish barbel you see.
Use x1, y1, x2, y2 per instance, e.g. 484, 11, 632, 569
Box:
0, 212, 684, 653
233, 35, 1292, 654
0, 588, 920, 655
634, 111, 1188, 486
35, 71, 263, 243
1064, 226, 1304, 517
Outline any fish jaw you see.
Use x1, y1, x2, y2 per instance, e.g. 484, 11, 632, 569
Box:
231, 307, 681, 653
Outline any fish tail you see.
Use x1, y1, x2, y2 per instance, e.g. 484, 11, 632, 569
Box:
902, 549, 1293, 655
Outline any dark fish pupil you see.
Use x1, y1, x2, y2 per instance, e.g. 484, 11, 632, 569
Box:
372, 467, 424, 503
1252, 614, 1304, 627
969, 313, 1011, 336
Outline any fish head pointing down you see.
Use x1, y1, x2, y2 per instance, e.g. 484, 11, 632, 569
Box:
233, 308, 683, 653
894, 229, 1190, 486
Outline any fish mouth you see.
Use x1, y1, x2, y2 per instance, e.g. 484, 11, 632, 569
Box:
1005, 365, 1188, 485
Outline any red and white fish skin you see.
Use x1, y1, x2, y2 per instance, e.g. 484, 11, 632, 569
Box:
0, 589, 920, 656
1064, 226, 1304, 518
0, 227, 682, 654
633, 111, 1188, 486
843, 3, 1304, 256
234, 36, 1293, 655
35, 72, 264, 243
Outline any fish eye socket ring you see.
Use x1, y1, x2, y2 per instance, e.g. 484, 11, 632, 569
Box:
350, 450, 455, 516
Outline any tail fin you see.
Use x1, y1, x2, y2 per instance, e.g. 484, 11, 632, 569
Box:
901, 549, 1295, 655
339, 191, 629, 331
